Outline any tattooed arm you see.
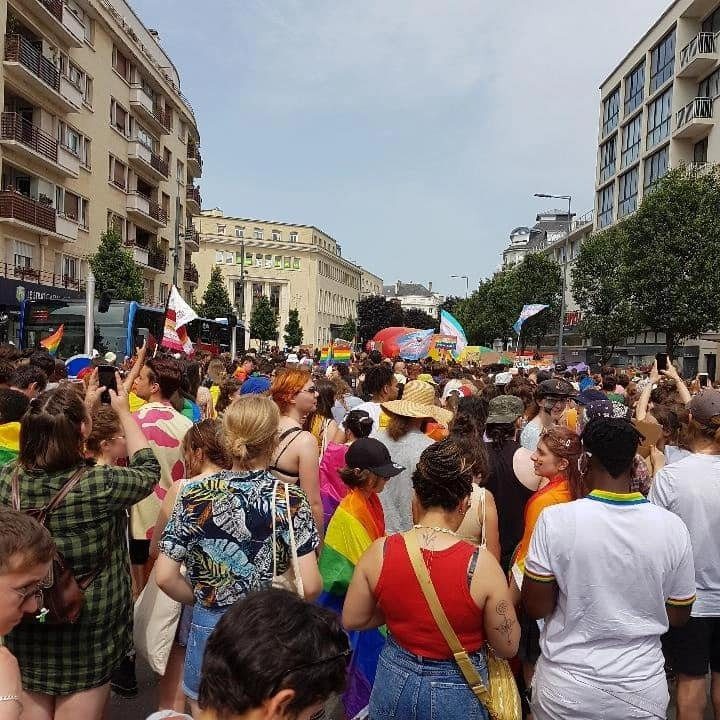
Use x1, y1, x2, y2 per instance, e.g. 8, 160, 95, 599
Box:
471, 550, 520, 658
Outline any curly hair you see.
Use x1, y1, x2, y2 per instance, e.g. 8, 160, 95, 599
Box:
582, 417, 642, 479
449, 396, 489, 481
412, 439, 474, 511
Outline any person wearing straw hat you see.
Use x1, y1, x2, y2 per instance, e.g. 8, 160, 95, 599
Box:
371, 379, 453, 534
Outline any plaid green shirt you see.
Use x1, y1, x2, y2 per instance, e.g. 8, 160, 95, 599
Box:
0, 448, 160, 694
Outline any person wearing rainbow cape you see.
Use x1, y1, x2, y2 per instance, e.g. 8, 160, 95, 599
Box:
318, 438, 404, 719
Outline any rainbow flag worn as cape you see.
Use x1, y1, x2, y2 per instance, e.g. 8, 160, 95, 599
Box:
40, 324, 64, 355
0, 422, 20, 467
318, 490, 387, 718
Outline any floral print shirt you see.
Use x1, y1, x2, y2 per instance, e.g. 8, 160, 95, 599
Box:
159, 469, 319, 608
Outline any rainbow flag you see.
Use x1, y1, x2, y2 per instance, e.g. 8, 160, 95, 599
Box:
40, 324, 64, 355
319, 345, 332, 364
318, 490, 387, 718
331, 341, 352, 364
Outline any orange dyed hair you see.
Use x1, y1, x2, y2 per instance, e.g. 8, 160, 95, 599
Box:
269, 367, 311, 414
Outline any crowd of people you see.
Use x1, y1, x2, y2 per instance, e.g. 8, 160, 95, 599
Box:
0, 342, 717, 720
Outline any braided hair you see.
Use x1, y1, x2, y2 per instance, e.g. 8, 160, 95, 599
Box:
581, 417, 642, 479
412, 439, 473, 512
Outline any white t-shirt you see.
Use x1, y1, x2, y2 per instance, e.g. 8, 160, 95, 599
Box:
339, 401, 389, 433
649, 452, 720, 617
525, 491, 696, 685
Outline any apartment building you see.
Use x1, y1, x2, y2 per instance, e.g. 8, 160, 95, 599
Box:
196, 209, 363, 348
0, 0, 202, 311
595, 0, 720, 374
360, 268, 383, 298
382, 281, 444, 317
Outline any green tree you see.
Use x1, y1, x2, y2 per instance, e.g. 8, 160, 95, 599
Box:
572, 224, 640, 364
357, 295, 404, 345
283, 308, 304, 347
198, 266, 233, 319
338, 317, 357, 341
440, 295, 463, 316
403, 308, 438, 330
88, 229, 143, 301
622, 165, 720, 357
250, 296, 278, 348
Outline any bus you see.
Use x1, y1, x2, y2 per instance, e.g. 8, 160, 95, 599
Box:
20, 299, 243, 360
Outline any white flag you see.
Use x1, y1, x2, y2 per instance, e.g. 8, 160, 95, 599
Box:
169, 285, 197, 328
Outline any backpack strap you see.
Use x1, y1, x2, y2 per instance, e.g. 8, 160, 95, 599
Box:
11, 465, 87, 524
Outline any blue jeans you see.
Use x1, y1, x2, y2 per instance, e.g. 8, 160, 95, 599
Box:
182, 604, 227, 701
369, 636, 490, 720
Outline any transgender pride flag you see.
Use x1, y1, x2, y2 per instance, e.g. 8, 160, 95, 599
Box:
397, 329, 434, 361
439, 310, 468, 356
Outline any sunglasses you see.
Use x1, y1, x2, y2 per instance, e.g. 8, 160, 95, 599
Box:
300, 386, 318, 395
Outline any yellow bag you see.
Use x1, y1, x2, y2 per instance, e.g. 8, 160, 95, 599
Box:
403, 532, 521, 720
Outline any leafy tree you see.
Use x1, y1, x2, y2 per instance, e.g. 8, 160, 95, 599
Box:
403, 308, 438, 330
572, 224, 640, 364
89, 229, 143, 301
357, 295, 404, 345
338, 317, 357, 342
250, 296, 278, 348
440, 295, 463, 316
197, 266, 233, 319
622, 165, 720, 357
283, 308, 303, 347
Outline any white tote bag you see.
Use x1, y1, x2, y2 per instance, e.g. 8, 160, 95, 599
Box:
271, 481, 305, 597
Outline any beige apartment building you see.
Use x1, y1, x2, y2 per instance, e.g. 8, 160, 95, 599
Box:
0, 0, 202, 310
196, 209, 367, 348
361, 268, 383, 298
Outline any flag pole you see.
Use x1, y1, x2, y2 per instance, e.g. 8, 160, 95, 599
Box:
156, 285, 174, 355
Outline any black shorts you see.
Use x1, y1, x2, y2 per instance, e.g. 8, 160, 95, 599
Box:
129, 539, 150, 566
664, 616, 720, 677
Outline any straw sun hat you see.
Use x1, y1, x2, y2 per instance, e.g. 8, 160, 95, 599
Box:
381, 380, 453, 426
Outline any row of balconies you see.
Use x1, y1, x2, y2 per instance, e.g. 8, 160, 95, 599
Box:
0, 189, 79, 241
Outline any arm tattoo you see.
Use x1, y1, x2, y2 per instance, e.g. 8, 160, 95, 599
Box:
494, 600, 515, 646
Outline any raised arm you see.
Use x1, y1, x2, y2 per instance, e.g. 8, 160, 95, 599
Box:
110, 372, 150, 457
635, 361, 659, 421
122, 340, 148, 393
662, 359, 691, 406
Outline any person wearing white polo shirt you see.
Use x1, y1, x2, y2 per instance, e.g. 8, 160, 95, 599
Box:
523, 417, 696, 719
649, 388, 720, 720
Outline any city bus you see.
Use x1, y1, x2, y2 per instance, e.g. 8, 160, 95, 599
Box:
20, 299, 242, 360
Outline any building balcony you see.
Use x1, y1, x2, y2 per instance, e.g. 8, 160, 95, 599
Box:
24, 0, 84, 48
0, 112, 79, 178
183, 263, 199, 286
185, 224, 200, 251
147, 248, 168, 273
186, 185, 202, 214
3, 35, 80, 115
128, 140, 169, 183
129, 85, 170, 136
674, 97, 714, 140
678, 32, 718, 79
154, 105, 173, 134
0, 190, 76, 241
126, 192, 168, 230
187, 140, 203, 178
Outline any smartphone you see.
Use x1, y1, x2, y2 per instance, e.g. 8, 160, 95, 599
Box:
97, 364, 117, 404
655, 353, 668, 370
699, 373, 710, 387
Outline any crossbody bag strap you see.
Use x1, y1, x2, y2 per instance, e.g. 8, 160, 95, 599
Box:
44, 466, 87, 517
10, 467, 20, 511
283, 483, 304, 598
272, 480, 279, 579
402, 531, 491, 705
479, 488, 487, 549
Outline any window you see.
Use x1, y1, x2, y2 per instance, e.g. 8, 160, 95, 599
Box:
289, 232, 298, 243
163, 147, 171, 170
244, 252, 252, 266
703, 7, 720, 33
624, 62, 645, 115
235, 226, 244, 238
159, 284, 169, 305
252, 282, 264, 311
107, 212, 126, 241
644, 146, 669, 190
135, 124, 155, 151
217, 224, 226, 235
621, 114, 642, 167
618, 167, 639, 217
254, 228, 263, 240
14, 241, 33, 269
283, 256, 291, 269
109, 156, 127, 190
650, 31, 675, 93
82, 137, 91, 168
110, 99, 128, 135
61, 189, 81, 221
265, 254, 272, 268
215, 250, 224, 264
235, 252, 243, 264
293, 258, 300, 270
255, 253, 263, 267
597, 185, 614, 228
646, 89, 673, 148
225, 252, 234, 264
112, 46, 131, 82
63, 255, 78, 280
274, 255, 282, 268
694, 137, 709, 163
272, 230, 281, 242
602, 86, 620, 136
599, 137, 616, 181
269, 284, 281, 314
59, 122, 81, 156
179, 122, 187, 142
234, 282, 244, 304
84, 75, 93, 107
698, 68, 720, 99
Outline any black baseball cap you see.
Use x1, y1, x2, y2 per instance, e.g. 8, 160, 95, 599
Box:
345, 438, 405, 478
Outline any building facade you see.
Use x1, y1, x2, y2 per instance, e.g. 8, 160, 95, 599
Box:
502, 210, 577, 268
195, 209, 362, 348
360, 268, 383, 298
0, 0, 201, 311
382, 281, 444, 317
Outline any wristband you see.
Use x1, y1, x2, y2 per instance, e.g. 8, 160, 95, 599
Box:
0, 695, 19, 703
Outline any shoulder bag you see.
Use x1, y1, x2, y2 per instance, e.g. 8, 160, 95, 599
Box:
12, 466, 98, 625
402, 531, 521, 720
272, 481, 305, 597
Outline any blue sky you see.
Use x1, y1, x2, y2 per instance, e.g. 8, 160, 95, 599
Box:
132, 0, 665, 296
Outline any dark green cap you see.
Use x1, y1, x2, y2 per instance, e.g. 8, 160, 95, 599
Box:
487, 395, 525, 424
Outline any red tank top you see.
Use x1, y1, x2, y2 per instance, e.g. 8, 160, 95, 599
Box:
374, 533, 485, 659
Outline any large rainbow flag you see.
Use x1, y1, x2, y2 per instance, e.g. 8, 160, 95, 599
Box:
40, 324, 64, 355
318, 490, 387, 718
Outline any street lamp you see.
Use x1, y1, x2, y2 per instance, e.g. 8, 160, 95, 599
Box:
450, 274, 469, 298
534, 193, 572, 361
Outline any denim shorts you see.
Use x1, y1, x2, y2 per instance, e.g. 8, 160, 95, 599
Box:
182, 604, 227, 701
368, 636, 490, 720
